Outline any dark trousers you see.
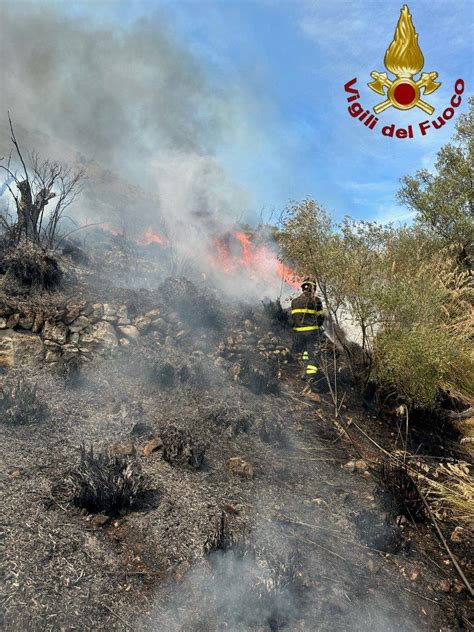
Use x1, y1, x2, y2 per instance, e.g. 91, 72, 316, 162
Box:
292, 329, 322, 377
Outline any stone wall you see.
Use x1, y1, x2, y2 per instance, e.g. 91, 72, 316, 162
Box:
0, 301, 166, 369
0, 299, 292, 370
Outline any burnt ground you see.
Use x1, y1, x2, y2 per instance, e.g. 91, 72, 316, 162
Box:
1, 285, 473, 631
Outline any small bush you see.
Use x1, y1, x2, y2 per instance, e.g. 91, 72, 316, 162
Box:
375, 321, 473, 409
66, 446, 146, 516
0, 377, 47, 425
3, 240, 62, 290
161, 425, 205, 469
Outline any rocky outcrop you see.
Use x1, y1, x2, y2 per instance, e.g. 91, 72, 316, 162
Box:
0, 330, 45, 367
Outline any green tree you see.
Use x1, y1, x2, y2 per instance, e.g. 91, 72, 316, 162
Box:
278, 198, 474, 409
398, 96, 474, 266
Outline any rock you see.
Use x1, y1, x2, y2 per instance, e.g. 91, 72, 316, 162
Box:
103, 304, 119, 323
110, 441, 136, 457
0, 318, 7, 329
367, 558, 380, 574
143, 437, 163, 457
44, 341, 62, 362
303, 391, 321, 403
410, 569, 420, 582
32, 312, 45, 333
119, 338, 130, 347
146, 308, 162, 321
343, 459, 369, 473
6, 313, 20, 328
89, 303, 104, 323
62, 344, 80, 358
89, 513, 109, 527
0, 329, 45, 367
133, 315, 152, 333
226, 457, 254, 478
64, 303, 82, 324
116, 305, 128, 322
116, 325, 139, 339
18, 312, 34, 330
69, 315, 91, 333
43, 320, 68, 344
79, 321, 118, 353
437, 579, 451, 593
450, 527, 464, 543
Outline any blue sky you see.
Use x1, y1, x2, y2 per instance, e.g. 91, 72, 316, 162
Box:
7, 0, 474, 226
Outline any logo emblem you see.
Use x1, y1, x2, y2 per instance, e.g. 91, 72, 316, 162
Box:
368, 4, 441, 115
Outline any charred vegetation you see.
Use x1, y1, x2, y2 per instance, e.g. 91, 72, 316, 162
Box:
376, 460, 425, 523
64, 445, 147, 517
353, 509, 403, 554
159, 276, 225, 331
0, 375, 47, 425
2, 239, 63, 291
161, 424, 205, 470
240, 352, 280, 395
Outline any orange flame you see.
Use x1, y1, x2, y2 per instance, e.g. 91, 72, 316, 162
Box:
101, 222, 123, 236
138, 226, 167, 246
212, 231, 300, 288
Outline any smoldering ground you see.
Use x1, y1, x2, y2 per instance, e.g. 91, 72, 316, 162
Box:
1, 274, 460, 630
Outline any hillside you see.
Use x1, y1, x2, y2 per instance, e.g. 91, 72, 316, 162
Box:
1, 254, 472, 631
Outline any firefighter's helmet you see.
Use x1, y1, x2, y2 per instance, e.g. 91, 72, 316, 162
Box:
301, 278, 316, 291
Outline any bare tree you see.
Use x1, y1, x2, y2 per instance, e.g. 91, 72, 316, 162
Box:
0, 114, 84, 247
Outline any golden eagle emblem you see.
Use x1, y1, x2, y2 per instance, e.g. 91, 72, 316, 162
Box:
368, 4, 441, 114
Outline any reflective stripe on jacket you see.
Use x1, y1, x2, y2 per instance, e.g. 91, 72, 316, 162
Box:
290, 293, 324, 331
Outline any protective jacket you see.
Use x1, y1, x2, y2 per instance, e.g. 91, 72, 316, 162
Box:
290, 293, 324, 332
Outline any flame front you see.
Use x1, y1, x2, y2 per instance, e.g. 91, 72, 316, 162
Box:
384, 4, 424, 77
138, 227, 166, 246
212, 231, 300, 289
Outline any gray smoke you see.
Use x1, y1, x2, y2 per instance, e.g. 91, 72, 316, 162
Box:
1, 2, 227, 172
0, 1, 262, 290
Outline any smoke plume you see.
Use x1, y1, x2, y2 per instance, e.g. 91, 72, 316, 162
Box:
0, 1, 268, 293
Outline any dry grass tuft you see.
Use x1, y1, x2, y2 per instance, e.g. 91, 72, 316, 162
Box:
65, 445, 146, 516
161, 425, 205, 469
422, 461, 474, 525
0, 377, 47, 425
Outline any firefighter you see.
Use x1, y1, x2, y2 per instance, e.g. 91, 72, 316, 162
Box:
290, 278, 324, 381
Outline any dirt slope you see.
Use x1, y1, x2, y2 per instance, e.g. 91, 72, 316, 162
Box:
1, 285, 472, 631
